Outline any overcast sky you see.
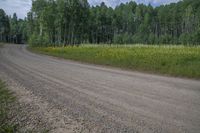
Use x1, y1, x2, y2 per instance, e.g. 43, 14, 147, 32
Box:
0, 0, 181, 19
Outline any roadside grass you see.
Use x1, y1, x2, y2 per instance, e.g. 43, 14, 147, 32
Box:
0, 43, 4, 47
29, 45, 200, 79
0, 80, 16, 133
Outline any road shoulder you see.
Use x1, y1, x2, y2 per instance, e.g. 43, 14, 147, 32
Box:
0, 71, 85, 133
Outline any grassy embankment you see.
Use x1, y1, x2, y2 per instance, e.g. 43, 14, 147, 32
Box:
30, 45, 200, 79
0, 80, 16, 133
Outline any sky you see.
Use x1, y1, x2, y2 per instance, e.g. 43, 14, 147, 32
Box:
0, 0, 181, 19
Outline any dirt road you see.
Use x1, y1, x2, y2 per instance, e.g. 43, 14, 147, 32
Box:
0, 45, 200, 133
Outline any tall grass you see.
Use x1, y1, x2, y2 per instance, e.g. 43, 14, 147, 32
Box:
0, 80, 16, 133
30, 45, 200, 79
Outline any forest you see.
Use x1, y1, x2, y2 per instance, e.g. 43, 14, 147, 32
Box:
0, 10, 27, 44
0, 0, 200, 46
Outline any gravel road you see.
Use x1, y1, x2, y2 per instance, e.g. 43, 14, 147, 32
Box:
0, 44, 200, 133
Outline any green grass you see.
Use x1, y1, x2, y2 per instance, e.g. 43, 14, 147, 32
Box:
0, 80, 16, 133
30, 45, 200, 79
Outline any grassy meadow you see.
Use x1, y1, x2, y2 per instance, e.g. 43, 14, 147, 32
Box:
30, 45, 200, 79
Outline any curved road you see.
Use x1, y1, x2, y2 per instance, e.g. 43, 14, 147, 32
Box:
0, 44, 200, 133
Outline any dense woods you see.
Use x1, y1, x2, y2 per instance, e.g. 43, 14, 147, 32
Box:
0, 0, 200, 45
0, 9, 27, 44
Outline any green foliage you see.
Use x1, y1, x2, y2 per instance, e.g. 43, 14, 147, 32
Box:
0, 9, 10, 42
29, 0, 90, 45
0, 9, 27, 44
27, 0, 200, 46
29, 33, 50, 47
30, 45, 200, 79
0, 80, 16, 133
179, 33, 190, 45
2, 0, 200, 45
114, 33, 133, 44
193, 28, 200, 45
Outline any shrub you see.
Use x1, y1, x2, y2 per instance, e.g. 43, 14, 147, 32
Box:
29, 33, 50, 47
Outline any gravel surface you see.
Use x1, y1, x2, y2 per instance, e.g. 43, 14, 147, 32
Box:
0, 44, 200, 133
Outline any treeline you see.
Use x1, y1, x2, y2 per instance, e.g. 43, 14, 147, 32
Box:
0, 9, 27, 44
28, 0, 200, 46
1, 0, 200, 45
27, 0, 89, 46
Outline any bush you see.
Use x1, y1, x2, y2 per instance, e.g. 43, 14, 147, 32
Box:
193, 29, 200, 45
29, 33, 50, 47
113, 33, 134, 44
113, 34, 123, 44
159, 35, 173, 44
179, 33, 190, 45
148, 33, 155, 44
